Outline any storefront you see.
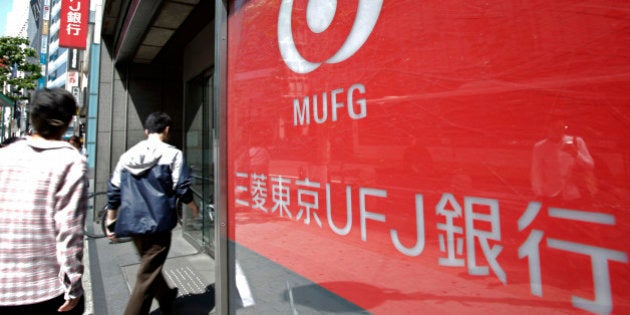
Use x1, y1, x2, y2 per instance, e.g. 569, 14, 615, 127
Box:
0, 93, 14, 142
96, 1, 630, 314
217, 1, 630, 314
182, 67, 215, 251
95, 0, 216, 253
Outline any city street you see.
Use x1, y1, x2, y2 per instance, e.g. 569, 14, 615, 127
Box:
83, 221, 216, 315
3, 0, 630, 313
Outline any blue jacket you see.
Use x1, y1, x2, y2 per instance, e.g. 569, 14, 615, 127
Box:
107, 137, 193, 236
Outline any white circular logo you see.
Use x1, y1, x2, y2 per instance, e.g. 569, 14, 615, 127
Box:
278, 0, 384, 74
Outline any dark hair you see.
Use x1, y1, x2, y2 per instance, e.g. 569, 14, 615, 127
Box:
144, 112, 172, 133
68, 135, 82, 149
30, 88, 77, 139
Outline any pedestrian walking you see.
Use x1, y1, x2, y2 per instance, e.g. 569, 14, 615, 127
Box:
68, 135, 88, 157
0, 88, 88, 314
105, 111, 200, 315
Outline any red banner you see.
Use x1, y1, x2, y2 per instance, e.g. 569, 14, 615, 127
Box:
227, 1, 630, 313
59, 0, 88, 50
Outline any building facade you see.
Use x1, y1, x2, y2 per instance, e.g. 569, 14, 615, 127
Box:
23, 0, 95, 141
95, 1, 630, 314
1, 1, 29, 139
95, 0, 215, 252
5, 1, 29, 38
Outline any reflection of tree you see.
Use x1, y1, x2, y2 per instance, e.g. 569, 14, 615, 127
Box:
531, 120, 595, 201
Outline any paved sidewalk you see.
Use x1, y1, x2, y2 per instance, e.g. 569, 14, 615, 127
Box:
84, 222, 215, 314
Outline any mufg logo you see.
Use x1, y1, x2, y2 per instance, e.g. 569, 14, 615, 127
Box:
278, 0, 383, 74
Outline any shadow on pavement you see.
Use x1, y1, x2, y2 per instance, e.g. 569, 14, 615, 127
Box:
150, 284, 215, 315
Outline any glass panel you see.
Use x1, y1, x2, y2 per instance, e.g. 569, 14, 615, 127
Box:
183, 75, 214, 252
203, 76, 215, 252
226, 1, 630, 314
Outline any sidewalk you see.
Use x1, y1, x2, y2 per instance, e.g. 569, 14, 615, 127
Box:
84, 221, 216, 314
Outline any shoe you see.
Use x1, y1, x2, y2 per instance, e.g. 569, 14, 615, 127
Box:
161, 287, 178, 314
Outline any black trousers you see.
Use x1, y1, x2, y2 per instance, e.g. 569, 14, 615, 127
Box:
0, 294, 85, 315
124, 232, 174, 315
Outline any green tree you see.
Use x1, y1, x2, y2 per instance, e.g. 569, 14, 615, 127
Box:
0, 36, 42, 101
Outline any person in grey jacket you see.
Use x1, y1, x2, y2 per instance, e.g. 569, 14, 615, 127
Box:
105, 111, 199, 315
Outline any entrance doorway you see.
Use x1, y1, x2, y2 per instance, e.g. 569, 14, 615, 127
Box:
183, 72, 215, 254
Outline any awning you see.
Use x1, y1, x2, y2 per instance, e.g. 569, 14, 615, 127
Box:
102, 0, 202, 64
0, 93, 14, 107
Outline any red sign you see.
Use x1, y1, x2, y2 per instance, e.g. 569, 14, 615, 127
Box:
67, 71, 78, 87
227, 1, 630, 313
59, 0, 88, 50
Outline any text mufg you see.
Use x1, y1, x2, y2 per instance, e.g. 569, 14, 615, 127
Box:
293, 83, 367, 126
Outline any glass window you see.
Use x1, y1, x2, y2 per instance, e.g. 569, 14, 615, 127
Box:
223, 1, 630, 314
183, 73, 215, 253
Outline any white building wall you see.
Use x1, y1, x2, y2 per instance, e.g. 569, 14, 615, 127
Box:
47, 0, 67, 88
5, 1, 29, 37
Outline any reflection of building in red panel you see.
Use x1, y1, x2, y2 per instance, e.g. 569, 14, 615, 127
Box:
227, 1, 630, 314
91, 0, 630, 312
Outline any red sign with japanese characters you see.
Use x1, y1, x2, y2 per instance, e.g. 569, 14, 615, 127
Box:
227, 1, 630, 313
59, 0, 88, 50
